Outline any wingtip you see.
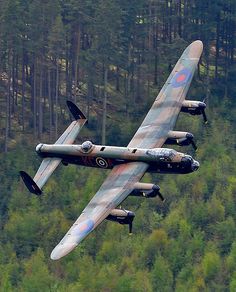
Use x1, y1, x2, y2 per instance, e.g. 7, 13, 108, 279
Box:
186, 40, 203, 59
50, 242, 77, 260
193, 40, 203, 46
193, 40, 203, 51
66, 100, 87, 120
188, 40, 203, 49
19, 171, 42, 195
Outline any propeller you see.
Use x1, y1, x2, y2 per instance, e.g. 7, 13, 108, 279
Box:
157, 192, 165, 202
199, 99, 208, 124
129, 221, 133, 235
185, 133, 198, 151
190, 139, 198, 151
128, 211, 135, 234
151, 184, 165, 202
202, 110, 208, 124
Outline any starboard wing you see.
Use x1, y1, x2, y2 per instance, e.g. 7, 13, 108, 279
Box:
50, 161, 149, 260
128, 40, 203, 149
20, 101, 87, 194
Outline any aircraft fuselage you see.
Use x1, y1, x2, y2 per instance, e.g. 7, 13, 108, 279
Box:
36, 141, 199, 174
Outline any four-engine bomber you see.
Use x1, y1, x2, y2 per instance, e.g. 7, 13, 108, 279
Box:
20, 40, 205, 260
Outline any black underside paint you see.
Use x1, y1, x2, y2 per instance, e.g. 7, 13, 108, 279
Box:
39, 153, 192, 174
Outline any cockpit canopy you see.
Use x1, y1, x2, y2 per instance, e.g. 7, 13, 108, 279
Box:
81, 141, 93, 153
146, 148, 177, 162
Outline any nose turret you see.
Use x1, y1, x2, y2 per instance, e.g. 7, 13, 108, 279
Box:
191, 160, 200, 171
181, 154, 199, 173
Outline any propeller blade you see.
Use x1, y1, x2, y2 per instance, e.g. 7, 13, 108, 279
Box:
158, 192, 165, 202
129, 221, 133, 234
191, 140, 198, 151
185, 133, 197, 151
201, 98, 208, 124
202, 109, 208, 124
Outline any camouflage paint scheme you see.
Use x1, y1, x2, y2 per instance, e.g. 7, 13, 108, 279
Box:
20, 41, 203, 260
128, 41, 203, 149
33, 108, 87, 190
36, 143, 198, 174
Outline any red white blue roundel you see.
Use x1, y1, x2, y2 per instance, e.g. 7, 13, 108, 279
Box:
72, 219, 94, 238
172, 68, 192, 88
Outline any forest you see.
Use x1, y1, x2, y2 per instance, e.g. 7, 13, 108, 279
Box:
0, 0, 236, 291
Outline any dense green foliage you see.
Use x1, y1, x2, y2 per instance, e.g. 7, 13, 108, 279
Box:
0, 0, 236, 291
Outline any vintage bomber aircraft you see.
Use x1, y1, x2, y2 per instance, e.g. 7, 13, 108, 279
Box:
20, 40, 206, 260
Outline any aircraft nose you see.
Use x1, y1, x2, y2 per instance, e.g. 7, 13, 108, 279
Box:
181, 155, 192, 167
191, 160, 200, 171
50, 242, 77, 260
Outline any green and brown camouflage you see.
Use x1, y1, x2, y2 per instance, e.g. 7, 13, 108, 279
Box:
20, 40, 204, 260
128, 40, 203, 149
35, 142, 199, 174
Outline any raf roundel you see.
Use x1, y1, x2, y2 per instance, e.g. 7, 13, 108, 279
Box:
72, 219, 94, 238
96, 157, 108, 168
172, 68, 192, 88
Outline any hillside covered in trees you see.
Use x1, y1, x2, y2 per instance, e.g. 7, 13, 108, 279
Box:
0, 0, 236, 291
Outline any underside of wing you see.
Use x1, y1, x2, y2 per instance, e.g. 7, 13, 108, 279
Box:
50, 161, 149, 260
128, 40, 203, 149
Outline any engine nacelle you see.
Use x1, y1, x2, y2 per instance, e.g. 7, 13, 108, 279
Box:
130, 182, 164, 201
165, 130, 195, 147
181, 100, 206, 115
106, 209, 135, 233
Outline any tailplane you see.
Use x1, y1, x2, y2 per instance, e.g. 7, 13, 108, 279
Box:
20, 101, 87, 195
